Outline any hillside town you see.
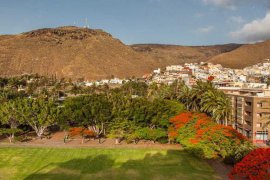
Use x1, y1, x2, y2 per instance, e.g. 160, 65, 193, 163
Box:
83, 59, 270, 89
149, 59, 270, 88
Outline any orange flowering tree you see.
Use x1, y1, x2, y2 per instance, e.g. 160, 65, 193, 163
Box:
69, 127, 96, 144
169, 112, 253, 159
229, 148, 270, 179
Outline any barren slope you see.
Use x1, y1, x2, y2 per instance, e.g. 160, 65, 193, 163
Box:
0, 26, 157, 80
208, 40, 270, 68
131, 44, 241, 67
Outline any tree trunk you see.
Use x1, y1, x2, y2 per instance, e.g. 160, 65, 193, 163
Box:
81, 136, 84, 144
35, 127, 46, 139
8, 134, 14, 143
115, 138, 121, 145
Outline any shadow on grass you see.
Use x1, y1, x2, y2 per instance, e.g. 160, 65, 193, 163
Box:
25, 150, 216, 180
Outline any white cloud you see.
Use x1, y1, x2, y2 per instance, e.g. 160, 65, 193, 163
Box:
229, 16, 245, 24
196, 26, 215, 33
202, 0, 270, 10
230, 12, 270, 42
202, 0, 236, 10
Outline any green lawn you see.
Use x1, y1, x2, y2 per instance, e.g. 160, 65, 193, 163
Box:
0, 147, 217, 180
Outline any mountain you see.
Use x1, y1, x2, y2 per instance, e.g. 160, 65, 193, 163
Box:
131, 44, 241, 67
0, 26, 257, 80
0, 26, 157, 80
208, 40, 270, 69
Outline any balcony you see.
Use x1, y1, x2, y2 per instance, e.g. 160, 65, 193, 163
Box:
244, 105, 252, 112
243, 124, 252, 130
244, 115, 252, 122
256, 108, 270, 113
259, 115, 270, 122
236, 119, 243, 124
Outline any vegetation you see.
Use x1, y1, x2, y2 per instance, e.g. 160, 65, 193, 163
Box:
178, 80, 231, 125
169, 112, 254, 161
0, 75, 186, 144
229, 148, 270, 179
0, 147, 216, 179
0, 75, 255, 176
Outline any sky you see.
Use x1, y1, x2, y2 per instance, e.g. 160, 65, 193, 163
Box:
0, 0, 270, 45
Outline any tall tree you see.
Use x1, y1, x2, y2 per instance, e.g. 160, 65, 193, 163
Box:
0, 99, 23, 143
17, 98, 59, 138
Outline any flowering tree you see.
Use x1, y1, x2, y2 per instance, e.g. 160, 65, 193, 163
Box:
229, 148, 270, 179
169, 112, 253, 159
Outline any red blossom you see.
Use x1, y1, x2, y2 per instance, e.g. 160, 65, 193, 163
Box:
229, 148, 270, 180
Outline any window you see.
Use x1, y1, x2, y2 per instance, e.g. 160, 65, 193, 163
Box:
256, 123, 262, 128
246, 131, 251, 138
257, 103, 262, 108
255, 131, 268, 141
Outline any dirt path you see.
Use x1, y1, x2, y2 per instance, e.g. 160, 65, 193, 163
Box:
0, 131, 181, 150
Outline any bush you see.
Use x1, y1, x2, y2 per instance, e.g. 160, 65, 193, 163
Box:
229, 148, 270, 179
135, 128, 167, 142
224, 141, 254, 165
69, 127, 96, 138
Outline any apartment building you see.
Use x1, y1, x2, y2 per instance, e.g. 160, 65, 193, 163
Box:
220, 88, 270, 143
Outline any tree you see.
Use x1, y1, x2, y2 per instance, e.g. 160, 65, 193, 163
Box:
0, 99, 23, 143
63, 94, 112, 140
200, 90, 231, 125
178, 84, 194, 110
108, 118, 137, 144
0, 128, 22, 143
169, 112, 253, 159
17, 98, 59, 138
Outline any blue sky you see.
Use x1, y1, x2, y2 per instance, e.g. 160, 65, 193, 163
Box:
0, 0, 269, 45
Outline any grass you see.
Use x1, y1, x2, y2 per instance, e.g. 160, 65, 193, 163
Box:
0, 147, 217, 180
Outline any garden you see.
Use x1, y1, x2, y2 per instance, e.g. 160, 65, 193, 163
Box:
0, 75, 269, 179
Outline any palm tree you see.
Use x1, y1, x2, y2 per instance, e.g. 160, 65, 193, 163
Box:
200, 90, 231, 125
178, 84, 196, 110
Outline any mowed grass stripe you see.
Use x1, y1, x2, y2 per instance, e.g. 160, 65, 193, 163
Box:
0, 147, 217, 180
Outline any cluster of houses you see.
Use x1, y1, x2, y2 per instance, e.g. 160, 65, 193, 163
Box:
82, 60, 270, 90
149, 60, 270, 89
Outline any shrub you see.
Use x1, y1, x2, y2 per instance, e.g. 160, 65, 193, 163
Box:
229, 148, 270, 179
69, 127, 96, 138
135, 127, 167, 142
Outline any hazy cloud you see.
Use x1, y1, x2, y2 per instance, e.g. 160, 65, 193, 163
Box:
194, 13, 205, 18
229, 16, 245, 24
196, 26, 214, 33
202, 0, 236, 10
230, 12, 270, 42
202, 0, 270, 10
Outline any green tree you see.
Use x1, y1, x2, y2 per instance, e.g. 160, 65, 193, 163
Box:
63, 94, 112, 139
18, 98, 59, 138
0, 99, 23, 143
200, 90, 231, 125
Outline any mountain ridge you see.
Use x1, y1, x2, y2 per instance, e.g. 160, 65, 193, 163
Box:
0, 26, 268, 80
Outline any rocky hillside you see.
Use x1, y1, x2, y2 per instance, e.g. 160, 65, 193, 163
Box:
0, 26, 157, 80
131, 44, 241, 67
1, 26, 267, 80
208, 40, 270, 69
